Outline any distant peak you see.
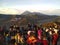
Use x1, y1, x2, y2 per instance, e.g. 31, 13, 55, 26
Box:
21, 11, 32, 15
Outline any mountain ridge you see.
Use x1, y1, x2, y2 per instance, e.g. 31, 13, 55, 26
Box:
0, 11, 60, 26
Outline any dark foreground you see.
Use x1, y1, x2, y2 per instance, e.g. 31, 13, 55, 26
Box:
0, 24, 60, 45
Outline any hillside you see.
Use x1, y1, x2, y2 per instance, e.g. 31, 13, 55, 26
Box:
0, 11, 60, 26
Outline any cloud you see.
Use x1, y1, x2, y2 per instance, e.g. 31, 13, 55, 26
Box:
0, 8, 24, 14
39, 9, 60, 15
0, 8, 60, 15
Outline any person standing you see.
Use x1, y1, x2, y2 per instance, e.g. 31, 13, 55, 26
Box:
52, 31, 58, 45
37, 27, 43, 45
42, 35, 48, 45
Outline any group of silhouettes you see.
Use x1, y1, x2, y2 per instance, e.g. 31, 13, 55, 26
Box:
0, 23, 60, 45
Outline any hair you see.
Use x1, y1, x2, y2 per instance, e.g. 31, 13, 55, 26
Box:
52, 30, 55, 34
30, 32, 35, 36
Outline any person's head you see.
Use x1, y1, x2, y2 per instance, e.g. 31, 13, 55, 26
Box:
52, 31, 55, 34
30, 32, 35, 36
38, 27, 40, 30
43, 34, 46, 39
27, 31, 31, 35
28, 23, 31, 26
16, 26, 20, 30
10, 25, 13, 30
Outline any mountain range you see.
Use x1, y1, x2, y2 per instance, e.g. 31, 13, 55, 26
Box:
0, 11, 60, 26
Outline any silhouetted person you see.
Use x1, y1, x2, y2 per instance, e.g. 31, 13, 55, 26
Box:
33, 24, 38, 38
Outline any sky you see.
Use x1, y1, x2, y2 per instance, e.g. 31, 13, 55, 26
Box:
0, 0, 60, 15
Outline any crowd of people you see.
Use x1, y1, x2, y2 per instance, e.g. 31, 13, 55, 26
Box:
0, 23, 60, 45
